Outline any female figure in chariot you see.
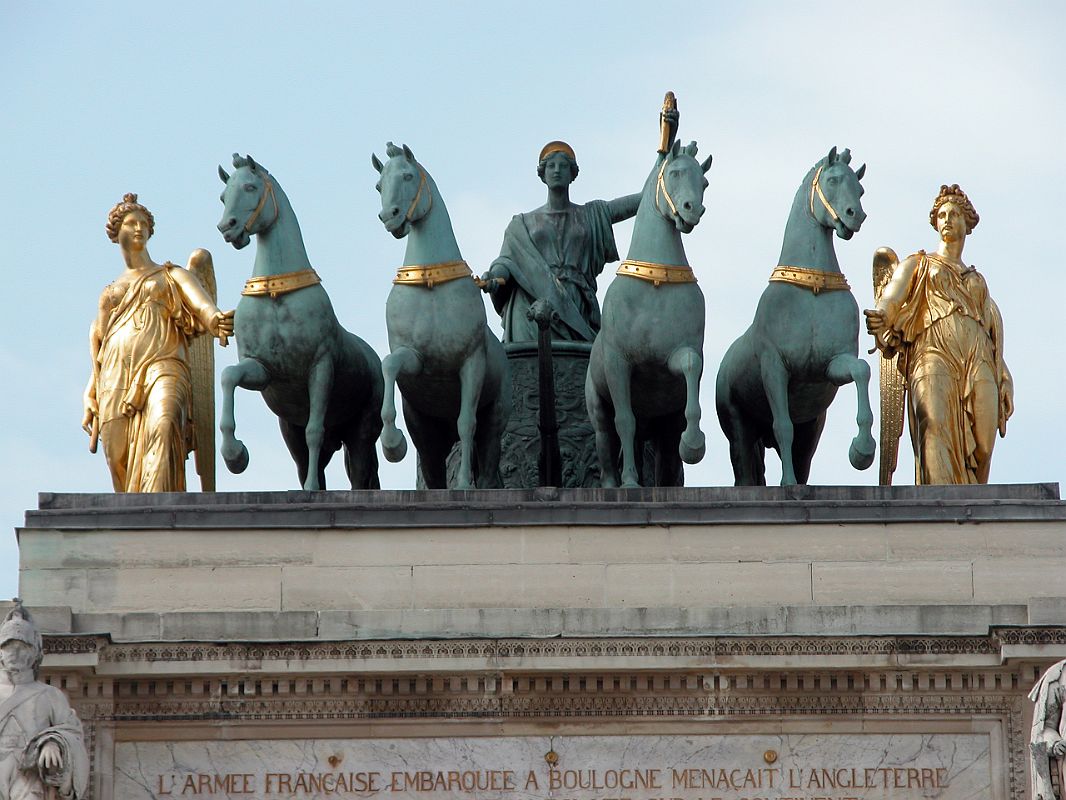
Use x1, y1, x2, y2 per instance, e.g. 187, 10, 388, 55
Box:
865, 184, 1013, 484
478, 141, 642, 343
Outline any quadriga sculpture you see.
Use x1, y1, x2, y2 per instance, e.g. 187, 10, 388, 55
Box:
585, 132, 712, 488
715, 147, 875, 486
216, 154, 383, 490
372, 143, 510, 489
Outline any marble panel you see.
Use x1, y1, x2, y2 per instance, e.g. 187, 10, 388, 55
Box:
115, 731, 995, 800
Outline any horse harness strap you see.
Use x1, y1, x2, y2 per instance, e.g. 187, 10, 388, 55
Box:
617, 259, 697, 288
770, 265, 849, 294
394, 260, 472, 289
655, 157, 680, 219
406, 167, 432, 222
242, 268, 322, 298
245, 177, 280, 232
809, 164, 841, 222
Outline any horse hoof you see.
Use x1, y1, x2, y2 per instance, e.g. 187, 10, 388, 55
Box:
222, 441, 249, 474
380, 429, 408, 463
621, 480, 641, 489
849, 436, 876, 470
679, 430, 706, 464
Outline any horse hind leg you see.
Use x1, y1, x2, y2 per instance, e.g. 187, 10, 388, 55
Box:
455, 348, 487, 490
826, 353, 876, 470
379, 347, 422, 463
716, 396, 762, 487
343, 404, 383, 490
601, 348, 640, 488
585, 365, 620, 488
278, 418, 310, 488
759, 349, 798, 485
669, 346, 705, 464
302, 356, 335, 491
219, 358, 270, 474
791, 416, 826, 485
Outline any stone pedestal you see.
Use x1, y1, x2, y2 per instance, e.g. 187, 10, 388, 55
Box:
13, 484, 1066, 799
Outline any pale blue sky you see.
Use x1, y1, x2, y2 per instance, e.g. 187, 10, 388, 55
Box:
2, 2, 1065, 600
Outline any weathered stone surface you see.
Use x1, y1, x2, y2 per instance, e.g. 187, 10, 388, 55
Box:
18, 486, 1066, 622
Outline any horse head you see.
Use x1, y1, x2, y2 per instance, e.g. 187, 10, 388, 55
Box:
808, 146, 866, 241
217, 154, 279, 250
372, 142, 431, 239
655, 139, 712, 233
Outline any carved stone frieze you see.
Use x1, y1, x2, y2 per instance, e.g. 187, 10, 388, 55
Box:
86, 632, 1038, 667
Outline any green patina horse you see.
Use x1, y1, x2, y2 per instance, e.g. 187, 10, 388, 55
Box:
372, 143, 510, 489
586, 139, 712, 488
715, 147, 875, 486
217, 154, 383, 490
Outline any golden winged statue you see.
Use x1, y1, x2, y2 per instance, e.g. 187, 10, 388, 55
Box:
864, 185, 1013, 485
871, 246, 906, 485
82, 194, 232, 493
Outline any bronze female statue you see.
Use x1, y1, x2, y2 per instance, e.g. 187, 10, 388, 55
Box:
478, 142, 640, 343
865, 184, 1013, 484
82, 194, 233, 492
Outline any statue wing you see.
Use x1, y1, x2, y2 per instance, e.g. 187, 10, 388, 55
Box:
187, 249, 217, 492
873, 247, 906, 486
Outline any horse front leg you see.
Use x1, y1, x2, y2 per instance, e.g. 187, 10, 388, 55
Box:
220, 358, 270, 474
602, 347, 639, 488
759, 350, 797, 485
827, 353, 876, 470
380, 347, 422, 463
303, 355, 335, 491
456, 348, 487, 490
669, 346, 706, 464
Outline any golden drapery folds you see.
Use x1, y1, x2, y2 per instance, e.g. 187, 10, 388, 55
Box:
84, 194, 232, 492
866, 186, 1013, 485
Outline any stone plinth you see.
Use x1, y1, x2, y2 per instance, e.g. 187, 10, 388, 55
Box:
17, 484, 1066, 639
13, 484, 1066, 800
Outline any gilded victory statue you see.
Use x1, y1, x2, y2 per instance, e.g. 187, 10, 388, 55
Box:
82, 194, 234, 492
865, 184, 1013, 484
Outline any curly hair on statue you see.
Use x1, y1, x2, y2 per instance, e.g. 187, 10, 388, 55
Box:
929, 183, 979, 234
105, 192, 156, 242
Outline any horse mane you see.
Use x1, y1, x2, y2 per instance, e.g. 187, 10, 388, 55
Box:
385, 142, 404, 159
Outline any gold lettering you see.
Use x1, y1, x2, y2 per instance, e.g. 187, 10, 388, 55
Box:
524, 770, 539, 790
157, 775, 174, 796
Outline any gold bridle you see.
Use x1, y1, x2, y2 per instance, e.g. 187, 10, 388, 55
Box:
243, 176, 280, 233
655, 155, 681, 219
404, 166, 433, 223
808, 163, 841, 223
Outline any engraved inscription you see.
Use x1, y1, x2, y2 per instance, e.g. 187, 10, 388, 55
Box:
116, 733, 994, 799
